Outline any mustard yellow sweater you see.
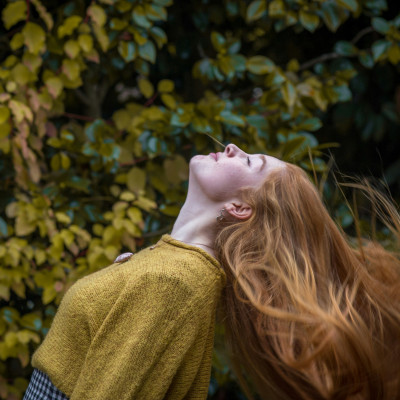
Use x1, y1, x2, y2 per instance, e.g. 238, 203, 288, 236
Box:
32, 235, 226, 400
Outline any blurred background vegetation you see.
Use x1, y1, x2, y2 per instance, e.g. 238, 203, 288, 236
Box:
0, 0, 399, 398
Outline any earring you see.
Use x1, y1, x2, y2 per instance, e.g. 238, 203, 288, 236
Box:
216, 208, 226, 222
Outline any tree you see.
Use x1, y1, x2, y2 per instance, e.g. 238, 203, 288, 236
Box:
0, 0, 399, 398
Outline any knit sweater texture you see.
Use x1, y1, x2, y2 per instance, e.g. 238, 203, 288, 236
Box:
31, 235, 226, 400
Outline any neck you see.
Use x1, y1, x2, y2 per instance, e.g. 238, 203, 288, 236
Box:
171, 201, 220, 258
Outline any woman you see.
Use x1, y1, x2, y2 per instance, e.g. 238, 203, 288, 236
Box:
24, 144, 400, 399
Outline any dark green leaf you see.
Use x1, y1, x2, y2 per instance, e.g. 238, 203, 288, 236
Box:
372, 17, 390, 34
334, 40, 358, 56
371, 39, 391, 61
321, 2, 341, 32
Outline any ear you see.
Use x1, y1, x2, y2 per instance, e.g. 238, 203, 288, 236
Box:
224, 201, 253, 221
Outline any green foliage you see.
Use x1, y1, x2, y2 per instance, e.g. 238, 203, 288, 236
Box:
0, 0, 398, 398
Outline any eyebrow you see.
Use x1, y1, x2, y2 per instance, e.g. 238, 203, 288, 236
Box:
259, 155, 266, 172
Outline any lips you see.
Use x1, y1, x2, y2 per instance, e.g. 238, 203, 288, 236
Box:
210, 153, 218, 161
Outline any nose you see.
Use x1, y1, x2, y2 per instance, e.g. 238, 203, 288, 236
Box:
225, 143, 240, 157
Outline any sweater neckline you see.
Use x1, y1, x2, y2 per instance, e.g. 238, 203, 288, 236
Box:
160, 234, 221, 269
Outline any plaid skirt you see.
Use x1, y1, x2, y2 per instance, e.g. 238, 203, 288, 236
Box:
23, 369, 69, 400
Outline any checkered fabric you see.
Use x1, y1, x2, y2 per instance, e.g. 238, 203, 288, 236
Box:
23, 368, 69, 400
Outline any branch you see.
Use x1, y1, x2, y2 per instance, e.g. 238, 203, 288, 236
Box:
299, 52, 341, 71
144, 92, 159, 107
299, 26, 375, 71
351, 26, 374, 45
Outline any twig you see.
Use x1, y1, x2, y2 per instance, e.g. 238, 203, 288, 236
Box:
26, 0, 30, 21
299, 52, 341, 71
299, 26, 375, 71
351, 26, 374, 45
144, 92, 159, 107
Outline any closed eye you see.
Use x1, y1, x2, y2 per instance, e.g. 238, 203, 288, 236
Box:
247, 156, 251, 166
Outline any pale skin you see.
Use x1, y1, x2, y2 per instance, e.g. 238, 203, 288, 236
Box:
171, 143, 285, 257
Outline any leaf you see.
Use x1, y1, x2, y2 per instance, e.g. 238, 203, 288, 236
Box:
93, 25, 109, 52
22, 22, 46, 54
337, 0, 358, 12
0, 106, 10, 124
246, 0, 267, 22
78, 34, 93, 52
132, 5, 152, 29
11, 63, 34, 85
218, 110, 245, 127
372, 17, 390, 34
0, 217, 8, 237
268, 0, 285, 18
161, 94, 176, 109
64, 40, 80, 58
150, 26, 167, 49
371, 39, 391, 61
334, 40, 358, 56
246, 56, 275, 74
144, 4, 167, 21
88, 4, 107, 27
118, 41, 136, 62
158, 79, 174, 93
62, 59, 80, 80
297, 117, 322, 132
57, 15, 82, 38
127, 167, 146, 193
281, 81, 297, 108
45, 76, 63, 98
211, 31, 226, 52
321, 2, 341, 32
138, 78, 154, 99
10, 32, 25, 51
358, 51, 374, 68
387, 44, 400, 65
9, 100, 33, 123
2, 0, 27, 30
31, 0, 54, 30
138, 40, 156, 63
299, 11, 319, 32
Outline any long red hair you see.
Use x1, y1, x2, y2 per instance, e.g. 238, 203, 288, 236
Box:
215, 163, 400, 399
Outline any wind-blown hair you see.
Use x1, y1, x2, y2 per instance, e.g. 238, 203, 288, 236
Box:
215, 163, 400, 400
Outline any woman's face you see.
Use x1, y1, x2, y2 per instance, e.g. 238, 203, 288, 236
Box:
189, 143, 285, 202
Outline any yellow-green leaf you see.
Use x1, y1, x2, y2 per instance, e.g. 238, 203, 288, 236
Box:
268, 0, 285, 18
161, 93, 176, 109
78, 34, 93, 52
45, 76, 63, 98
281, 81, 297, 108
158, 79, 174, 93
62, 59, 80, 81
138, 78, 154, 99
57, 15, 82, 38
2, 0, 27, 30
0, 122, 11, 140
11, 63, 35, 85
388, 44, 400, 65
9, 99, 33, 123
127, 167, 146, 193
64, 40, 80, 58
0, 106, 10, 124
10, 32, 25, 51
22, 22, 46, 55
88, 4, 107, 27
93, 25, 109, 52
31, 0, 54, 31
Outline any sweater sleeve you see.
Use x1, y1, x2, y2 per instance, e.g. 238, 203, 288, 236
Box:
35, 269, 218, 400
31, 280, 91, 395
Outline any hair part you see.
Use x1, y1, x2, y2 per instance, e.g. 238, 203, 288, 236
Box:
215, 163, 400, 400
